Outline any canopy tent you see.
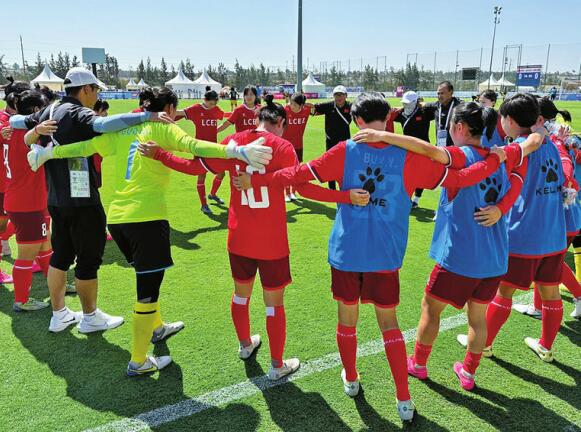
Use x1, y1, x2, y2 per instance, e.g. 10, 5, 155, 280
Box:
126, 78, 139, 91
496, 75, 515, 88
192, 70, 222, 94
165, 69, 195, 92
137, 78, 148, 88
302, 73, 325, 96
478, 75, 499, 92
31, 64, 64, 91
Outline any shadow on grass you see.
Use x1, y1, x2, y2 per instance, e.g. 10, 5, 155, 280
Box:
286, 198, 337, 222
409, 207, 435, 224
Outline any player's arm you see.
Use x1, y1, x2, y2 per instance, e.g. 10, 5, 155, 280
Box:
295, 183, 368, 206
8, 108, 44, 130
24, 120, 58, 146
218, 109, 236, 132
311, 102, 332, 116
554, 137, 578, 189
144, 144, 212, 176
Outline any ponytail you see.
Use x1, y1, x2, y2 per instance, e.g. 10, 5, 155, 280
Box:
451, 102, 497, 139
482, 107, 498, 141
291, 92, 306, 106
538, 96, 572, 122
258, 94, 286, 125
141, 87, 178, 112
558, 109, 572, 123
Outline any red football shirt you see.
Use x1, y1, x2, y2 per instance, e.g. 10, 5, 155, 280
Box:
0, 112, 11, 194
282, 105, 310, 149
2, 129, 47, 212
228, 104, 260, 133
184, 103, 225, 142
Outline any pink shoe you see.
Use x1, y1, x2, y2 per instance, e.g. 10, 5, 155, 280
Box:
407, 355, 428, 380
32, 260, 42, 273
106, 233, 113, 241
453, 362, 475, 391
0, 270, 13, 284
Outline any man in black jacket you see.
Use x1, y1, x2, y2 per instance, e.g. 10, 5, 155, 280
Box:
424, 81, 462, 147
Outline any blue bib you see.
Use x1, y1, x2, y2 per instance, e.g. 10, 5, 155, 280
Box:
481, 126, 505, 149
565, 147, 581, 233
430, 146, 509, 278
328, 140, 411, 272
508, 136, 566, 255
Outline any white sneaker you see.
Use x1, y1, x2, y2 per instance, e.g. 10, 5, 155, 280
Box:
77, 309, 124, 334
341, 368, 360, 397
239, 334, 261, 360
571, 297, 581, 319
396, 399, 416, 422
289, 193, 298, 201
456, 334, 493, 358
127, 355, 172, 377
13, 298, 50, 312
49, 308, 82, 333
267, 358, 300, 380
524, 337, 554, 362
1, 240, 11, 256
151, 321, 185, 343
513, 303, 542, 320
285, 195, 291, 202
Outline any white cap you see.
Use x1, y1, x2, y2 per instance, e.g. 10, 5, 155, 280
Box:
401, 91, 419, 104
333, 85, 348, 95
63, 67, 108, 90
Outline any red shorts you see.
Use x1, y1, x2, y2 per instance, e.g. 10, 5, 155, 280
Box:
502, 253, 565, 290
425, 265, 502, 309
330, 267, 399, 308
7, 211, 50, 244
228, 253, 291, 290
566, 233, 576, 247
0, 193, 6, 218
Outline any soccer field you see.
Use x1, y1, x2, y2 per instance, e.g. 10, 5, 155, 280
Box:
0, 98, 580, 432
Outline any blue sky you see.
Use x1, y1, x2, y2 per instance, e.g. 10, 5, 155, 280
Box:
1, 0, 580, 73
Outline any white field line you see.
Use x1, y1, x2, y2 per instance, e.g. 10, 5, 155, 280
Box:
85, 293, 533, 432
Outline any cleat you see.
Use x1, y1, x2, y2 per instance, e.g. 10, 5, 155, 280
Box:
49, 308, 82, 332
1, 240, 11, 256
524, 337, 553, 362
268, 358, 300, 380
341, 368, 360, 397
396, 399, 416, 422
0, 270, 13, 284
285, 195, 291, 202
289, 193, 298, 201
201, 205, 213, 215
127, 355, 172, 377
571, 297, 581, 319
513, 303, 542, 320
65, 283, 77, 294
207, 194, 225, 205
239, 334, 261, 360
411, 201, 419, 209
407, 355, 428, 380
453, 362, 475, 391
456, 334, 493, 357
106, 232, 113, 241
13, 298, 50, 312
31, 260, 42, 273
77, 309, 124, 334
151, 321, 185, 343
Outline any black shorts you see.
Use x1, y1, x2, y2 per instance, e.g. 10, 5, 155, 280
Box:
108, 220, 173, 274
48, 205, 106, 280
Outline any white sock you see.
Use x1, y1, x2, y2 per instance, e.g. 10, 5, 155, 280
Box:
53, 307, 69, 319
83, 309, 97, 320
412, 196, 420, 204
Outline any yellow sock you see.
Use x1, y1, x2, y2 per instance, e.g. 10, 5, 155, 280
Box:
131, 302, 158, 364
152, 303, 163, 332
575, 247, 581, 281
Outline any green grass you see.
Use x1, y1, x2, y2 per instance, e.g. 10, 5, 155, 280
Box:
0, 98, 580, 432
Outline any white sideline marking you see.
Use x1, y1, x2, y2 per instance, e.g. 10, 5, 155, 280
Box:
86, 293, 533, 432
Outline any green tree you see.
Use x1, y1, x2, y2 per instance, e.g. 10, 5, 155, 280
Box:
160, 57, 169, 84
33, 52, 44, 76
362, 65, 379, 90
137, 59, 145, 81
184, 59, 195, 79
216, 62, 228, 86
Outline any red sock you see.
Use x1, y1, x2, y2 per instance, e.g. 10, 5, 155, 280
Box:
197, 179, 207, 207
485, 295, 512, 347
561, 263, 581, 298
539, 299, 563, 350
336, 324, 358, 381
533, 285, 543, 311
266, 305, 286, 368
1, 220, 15, 241
230, 295, 251, 346
383, 328, 411, 401
36, 249, 53, 277
462, 351, 482, 375
413, 341, 432, 367
210, 177, 223, 196
13, 259, 33, 303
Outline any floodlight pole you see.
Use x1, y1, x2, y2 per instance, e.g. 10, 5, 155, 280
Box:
19, 35, 27, 78
488, 6, 502, 89
296, 0, 303, 93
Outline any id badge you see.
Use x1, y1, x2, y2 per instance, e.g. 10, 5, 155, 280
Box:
437, 130, 448, 147
68, 158, 90, 198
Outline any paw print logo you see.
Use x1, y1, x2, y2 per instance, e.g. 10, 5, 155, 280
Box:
479, 177, 502, 204
541, 159, 558, 183
359, 167, 384, 194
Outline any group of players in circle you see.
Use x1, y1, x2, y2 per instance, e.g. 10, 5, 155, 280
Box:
1, 66, 580, 422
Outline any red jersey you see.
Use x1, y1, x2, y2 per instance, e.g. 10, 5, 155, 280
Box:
282, 105, 310, 149
2, 129, 47, 212
0, 111, 11, 193
385, 109, 398, 133
132, 107, 144, 113
184, 103, 225, 142
228, 104, 260, 132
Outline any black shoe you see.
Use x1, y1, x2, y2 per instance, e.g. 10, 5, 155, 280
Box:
208, 194, 225, 205
201, 205, 213, 215
411, 201, 419, 209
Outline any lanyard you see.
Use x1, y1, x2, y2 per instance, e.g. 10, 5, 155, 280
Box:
48, 102, 61, 146
438, 100, 455, 131
403, 107, 419, 130
334, 104, 351, 127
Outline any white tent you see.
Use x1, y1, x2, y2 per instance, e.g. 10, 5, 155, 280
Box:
165, 69, 195, 91
496, 75, 515, 88
302, 73, 325, 96
192, 70, 222, 94
137, 78, 148, 88
126, 78, 138, 91
31, 64, 64, 91
478, 75, 499, 92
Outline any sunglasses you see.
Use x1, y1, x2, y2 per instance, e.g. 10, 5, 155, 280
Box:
89, 84, 101, 92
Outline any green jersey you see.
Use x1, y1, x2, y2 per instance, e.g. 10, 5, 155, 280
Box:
52, 122, 228, 224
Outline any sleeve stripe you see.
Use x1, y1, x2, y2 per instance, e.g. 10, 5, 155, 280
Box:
443, 147, 452, 167
199, 158, 214, 174
307, 162, 323, 183
435, 168, 449, 189
510, 172, 524, 183
516, 143, 524, 167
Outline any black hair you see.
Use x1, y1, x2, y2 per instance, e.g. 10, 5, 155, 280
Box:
480, 89, 497, 104
93, 99, 110, 112
243, 85, 258, 99
39, 86, 58, 103
205, 85, 211, 92
291, 93, 306, 106
499, 93, 539, 128
204, 90, 219, 101
141, 87, 178, 112
3, 76, 30, 103
62, 78, 85, 96
258, 94, 286, 125
350, 92, 390, 123
438, 81, 454, 92
14, 90, 45, 115
5, 93, 18, 110
538, 96, 572, 122
451, 102, 498, 140
138, 88, 152, 107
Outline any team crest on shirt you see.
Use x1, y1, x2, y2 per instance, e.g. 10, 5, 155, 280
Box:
479, 177, 502, 204
359, 167, 387, 207
536, 157, 561, 196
